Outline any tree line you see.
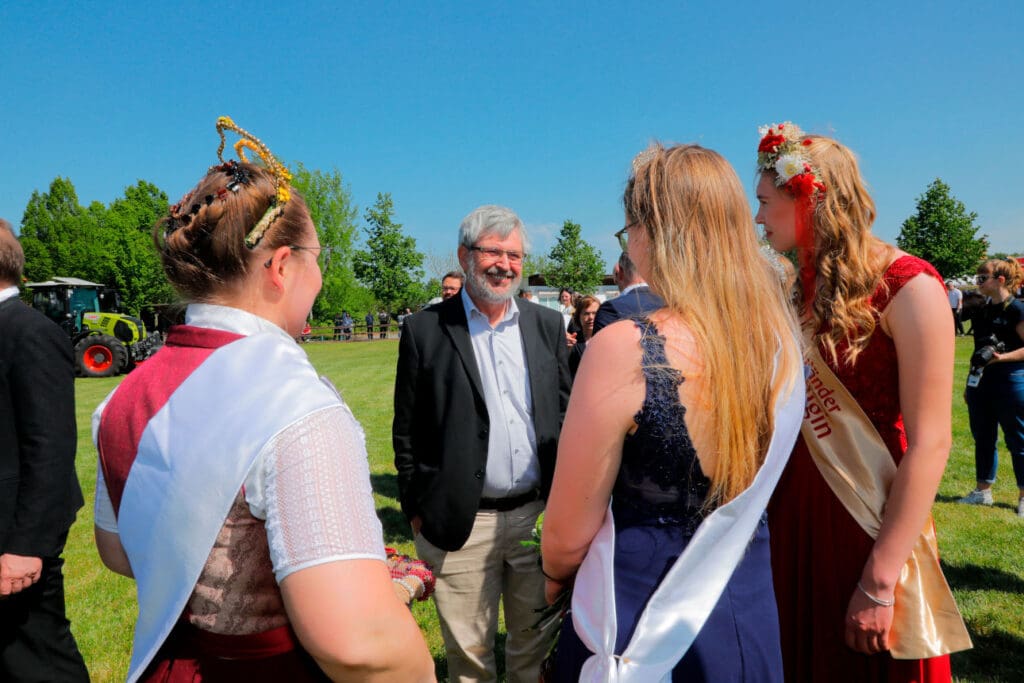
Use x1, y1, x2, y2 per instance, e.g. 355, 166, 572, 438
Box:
12, 169, 1002, 322
13, 165, 613, 320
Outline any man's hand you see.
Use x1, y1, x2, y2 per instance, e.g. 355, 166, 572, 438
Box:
0, 553, 43, 597
410, 516, 422, 536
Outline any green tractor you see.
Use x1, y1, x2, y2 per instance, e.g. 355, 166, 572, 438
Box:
25, 277, 163, 378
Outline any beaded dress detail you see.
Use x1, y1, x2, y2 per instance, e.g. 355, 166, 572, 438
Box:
612, 318, 710, 532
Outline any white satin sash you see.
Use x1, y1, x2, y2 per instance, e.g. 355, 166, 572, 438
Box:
571, 365, 804, 682
115, 332, 340, 682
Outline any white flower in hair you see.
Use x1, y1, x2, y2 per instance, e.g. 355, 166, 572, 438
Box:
775, 153, 808, 183
632, 146, 658, 172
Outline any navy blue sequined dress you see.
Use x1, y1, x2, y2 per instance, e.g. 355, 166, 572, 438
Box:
552, 318, 783, 682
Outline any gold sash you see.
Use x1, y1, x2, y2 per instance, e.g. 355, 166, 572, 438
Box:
800, 346, 971, 659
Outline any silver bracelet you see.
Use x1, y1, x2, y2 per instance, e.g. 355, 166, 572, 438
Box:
857, 581, 895, 607
394, 577, 420, 603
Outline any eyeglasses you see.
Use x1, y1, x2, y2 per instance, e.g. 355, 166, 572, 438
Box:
263, 244, 333, 270
615, 222, 638, 252
975, 274, 995, 284
469, 245, 524, 264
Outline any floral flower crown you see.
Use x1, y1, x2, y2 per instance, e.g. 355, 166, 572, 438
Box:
756, 122, 826, 200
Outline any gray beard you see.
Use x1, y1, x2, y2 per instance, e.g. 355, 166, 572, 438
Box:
467, 265, 520, 305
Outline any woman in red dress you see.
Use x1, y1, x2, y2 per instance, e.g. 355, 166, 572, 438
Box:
755, 123, 964, 681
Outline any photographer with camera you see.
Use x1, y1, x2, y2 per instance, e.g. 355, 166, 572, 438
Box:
959, 258, 1024, 517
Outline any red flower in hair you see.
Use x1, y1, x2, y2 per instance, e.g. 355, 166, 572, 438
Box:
759, 133, 786, 154
785, 172, 825, 199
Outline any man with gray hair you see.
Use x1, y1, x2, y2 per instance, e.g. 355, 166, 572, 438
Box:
0, 219, 88, 681
592, 250, 664, 335
394, 205, 570, 681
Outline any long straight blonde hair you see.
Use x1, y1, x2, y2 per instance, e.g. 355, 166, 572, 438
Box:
626, 144, 802, 506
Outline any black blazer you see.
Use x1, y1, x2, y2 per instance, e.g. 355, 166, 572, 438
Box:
0, 297, 83, 558
592, 285, 664, 335
393, 294, 571, 551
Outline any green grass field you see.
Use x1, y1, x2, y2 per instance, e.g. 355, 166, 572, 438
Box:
64, 337, 1023, 682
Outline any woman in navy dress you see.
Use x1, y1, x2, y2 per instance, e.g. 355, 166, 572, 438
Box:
541, 144, 803, 681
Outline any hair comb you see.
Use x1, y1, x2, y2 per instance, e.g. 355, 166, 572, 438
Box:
214, 116, 293, 248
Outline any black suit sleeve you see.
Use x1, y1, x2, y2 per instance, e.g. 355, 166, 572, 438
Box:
392, 317, 421, 521
6, 314, 79, 558
592, 300, 619, 336
553, 313, 572, 429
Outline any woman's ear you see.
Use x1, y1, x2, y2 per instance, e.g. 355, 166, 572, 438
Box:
262, 245, 292, 290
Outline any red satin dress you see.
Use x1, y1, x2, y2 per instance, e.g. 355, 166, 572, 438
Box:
768, 255, 953, 682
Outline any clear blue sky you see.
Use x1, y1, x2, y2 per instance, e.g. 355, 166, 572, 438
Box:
2, 2, 1021, 270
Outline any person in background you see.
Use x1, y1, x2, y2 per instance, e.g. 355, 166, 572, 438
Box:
947, 281, 965, 336
92, 117, 433, 682
364, 311, 374, 340
441, 271, 464, 300
592, 250, 663, 336
0, 218, 89, 682
333, 311, 344, 341
756, 122, 968, 681
567, 294, 600, 380
557, 288, 574, 330
958, 258, 1024, 516
341, 310, 353, 340
378, 309, 390, 339
394, 205, 570, 682
397, 307, 413, 338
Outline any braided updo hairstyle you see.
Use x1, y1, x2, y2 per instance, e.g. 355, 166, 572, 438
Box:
153, 162, 310, 301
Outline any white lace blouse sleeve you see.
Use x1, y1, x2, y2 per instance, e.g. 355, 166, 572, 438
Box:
245, 404, 386, 583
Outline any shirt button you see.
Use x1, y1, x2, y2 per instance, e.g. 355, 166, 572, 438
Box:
474, 469, 484, 479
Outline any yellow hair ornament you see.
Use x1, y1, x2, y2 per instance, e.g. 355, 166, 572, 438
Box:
214, 116, 293, 248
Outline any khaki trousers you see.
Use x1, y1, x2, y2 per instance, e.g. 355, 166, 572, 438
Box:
415, 499, 554, 682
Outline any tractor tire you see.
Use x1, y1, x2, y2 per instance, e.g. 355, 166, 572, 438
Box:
75, 334, 128, 378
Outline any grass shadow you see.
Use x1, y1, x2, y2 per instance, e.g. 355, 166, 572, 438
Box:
936, 493, 1019, 512
951, 628, 1024, 682
936, 493, 966, 504
942, 561, 1024, 594
377, 506, 413, 544
371, 472, 399, 499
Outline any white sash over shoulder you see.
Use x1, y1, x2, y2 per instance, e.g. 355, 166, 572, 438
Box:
570, 364, 804, 682
116, 333, 340, 682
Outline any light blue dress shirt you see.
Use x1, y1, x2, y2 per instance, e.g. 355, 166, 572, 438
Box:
460, 288, 540, 498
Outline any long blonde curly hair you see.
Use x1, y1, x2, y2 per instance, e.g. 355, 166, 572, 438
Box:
771, 135, 893, 366
626, 143, 802, 506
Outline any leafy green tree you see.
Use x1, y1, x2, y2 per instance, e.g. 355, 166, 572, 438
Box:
546, 220, 604, 294
18, 177, 87, 282
100, 180, 174, 314
522, 252, 552, 280
289, 162, 369, 320
897, 179, 988, 279
352, 193, 425, 312
18, 177, 173, 314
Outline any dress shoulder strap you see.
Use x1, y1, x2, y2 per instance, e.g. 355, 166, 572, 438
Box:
630, 317, 683, 391
874, 254, 944, 310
